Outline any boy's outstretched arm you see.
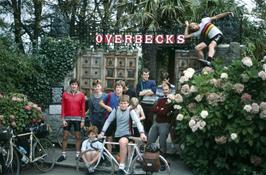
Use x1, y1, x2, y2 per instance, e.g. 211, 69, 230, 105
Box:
211, 12, 233, 21
184, 20, 193, 39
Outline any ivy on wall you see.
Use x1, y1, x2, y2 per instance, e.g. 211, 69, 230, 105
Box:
0, 37, 77, 108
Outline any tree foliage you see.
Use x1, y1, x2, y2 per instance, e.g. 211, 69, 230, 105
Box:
0, 37, 77, 108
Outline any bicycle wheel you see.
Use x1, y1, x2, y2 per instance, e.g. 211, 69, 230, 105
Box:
76, 150, 114, 175
33, 138, 55, 172
0, 146, 20, 175
56, 125, 64, 148
130, 154, 171, 175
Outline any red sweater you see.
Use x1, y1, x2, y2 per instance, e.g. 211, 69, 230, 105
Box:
151, 97, 172, 123
61, 91, 86, 121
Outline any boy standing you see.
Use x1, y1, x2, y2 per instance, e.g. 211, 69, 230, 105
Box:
57, 78, 85, 162
99, 80, 125, 152
136, 68, 157, 134
88, 79, 106, 132
99, 95, 147, 175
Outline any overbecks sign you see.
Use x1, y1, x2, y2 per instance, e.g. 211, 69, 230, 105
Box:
96, 34, 185, 44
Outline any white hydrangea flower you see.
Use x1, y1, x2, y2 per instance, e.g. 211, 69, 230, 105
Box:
191, 125, 198, 132
258, 71, 266, 80
174, 105, 182, 110
189, 119, 196, 128
190, 85, 198, 93
263, 64, 266, 72
231, 133, 238, 140
242, 56, 253, 67
181, 84, 190, 96
179, 76, 189, 84
220, 73, 228, 79
175, 94, 183, 103
194, 94, 203, 102
176, 114, 184, 121
251, 103, 260, 114
262, 55, 266, 62
167, 99, 171, 104
243, 104, 252, 112
183, 68, 195, 79
167, 94, 175, 100
200, 110, 208, 119
260, 110, 266, 119
198, 120, 206, 130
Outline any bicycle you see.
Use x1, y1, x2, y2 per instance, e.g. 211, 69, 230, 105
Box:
15, 123, 56, 172
0, 127, 20, 175
76, 136, 170, 175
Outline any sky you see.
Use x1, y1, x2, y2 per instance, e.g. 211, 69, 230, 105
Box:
236, 0, 256, 12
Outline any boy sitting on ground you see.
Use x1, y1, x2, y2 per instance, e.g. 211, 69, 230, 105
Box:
81, 126, 103, 174
99, 95, 147, 175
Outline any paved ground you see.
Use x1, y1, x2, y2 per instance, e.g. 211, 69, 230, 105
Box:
20, 146, 193, 175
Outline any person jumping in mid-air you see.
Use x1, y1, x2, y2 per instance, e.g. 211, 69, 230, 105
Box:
184, 12, 233, 66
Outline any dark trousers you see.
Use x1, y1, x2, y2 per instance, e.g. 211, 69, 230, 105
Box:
141, 103, 154, 134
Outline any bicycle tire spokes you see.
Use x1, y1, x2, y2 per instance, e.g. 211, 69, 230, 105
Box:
33, 138, 55, 172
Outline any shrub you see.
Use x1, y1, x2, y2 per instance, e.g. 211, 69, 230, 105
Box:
0, 93, 43, 132
170, 56, 266, 175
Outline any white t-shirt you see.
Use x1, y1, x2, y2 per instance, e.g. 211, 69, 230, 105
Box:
192, 17, 222, 39
81, 138, 103, 152
131, 104, 144, 128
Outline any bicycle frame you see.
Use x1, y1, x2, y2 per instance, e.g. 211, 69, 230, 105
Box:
16, 131, 48, 163
98, 139, 143, 174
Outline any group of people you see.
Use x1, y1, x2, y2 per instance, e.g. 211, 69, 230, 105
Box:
56, 11, 234, 175
57, 68, 177, 175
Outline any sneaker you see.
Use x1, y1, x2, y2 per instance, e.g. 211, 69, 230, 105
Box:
117, 169, 125, 175
88, 167, 95, 173
57, 155, 66, 162
75, 155, 83, 162
197, 59, 212, 67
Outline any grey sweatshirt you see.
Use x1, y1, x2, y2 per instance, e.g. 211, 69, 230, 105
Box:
101, 107, 144, 137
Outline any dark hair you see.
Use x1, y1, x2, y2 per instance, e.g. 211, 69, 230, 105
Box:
87, 126, 98, 135
114, 80, 125, 89
69, 78, 79, 86
161, 71, 169, 80
92, 79, 102, 86
141, 68, 150, 74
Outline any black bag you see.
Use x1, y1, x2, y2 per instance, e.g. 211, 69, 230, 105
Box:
0, 127, 12, 142
142, 151, 160, 172
35, 123, 50, 138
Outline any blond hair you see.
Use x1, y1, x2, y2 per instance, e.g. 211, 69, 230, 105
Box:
130, 97, 139, 109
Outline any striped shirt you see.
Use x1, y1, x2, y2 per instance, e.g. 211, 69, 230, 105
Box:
192, 17, 222, 39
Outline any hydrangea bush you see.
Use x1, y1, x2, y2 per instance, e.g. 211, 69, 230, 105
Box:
171, 56, 266, 175
0, 93, 44, 132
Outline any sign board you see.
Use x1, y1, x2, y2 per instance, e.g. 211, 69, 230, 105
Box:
49, 104, 62, 115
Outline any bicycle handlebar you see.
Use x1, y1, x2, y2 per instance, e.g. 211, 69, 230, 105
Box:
89, 137, 106, 151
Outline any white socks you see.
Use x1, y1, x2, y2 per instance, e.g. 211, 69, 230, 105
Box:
119, 163, 125, 170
